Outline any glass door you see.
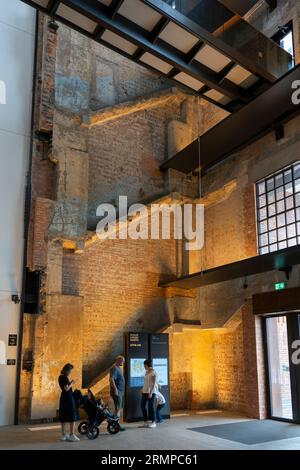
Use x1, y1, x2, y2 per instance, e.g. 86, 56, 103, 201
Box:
266, 316, 293, 420
265, 314, 300, 423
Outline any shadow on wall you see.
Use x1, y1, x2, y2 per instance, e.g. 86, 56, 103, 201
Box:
82, 297, 171, 388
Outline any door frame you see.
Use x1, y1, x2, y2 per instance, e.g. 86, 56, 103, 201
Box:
263, 312, 300, 424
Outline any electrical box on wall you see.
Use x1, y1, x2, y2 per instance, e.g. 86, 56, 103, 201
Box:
24, 269, 41, 314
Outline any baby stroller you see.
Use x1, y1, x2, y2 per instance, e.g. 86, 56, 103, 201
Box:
77, 389, 120, 440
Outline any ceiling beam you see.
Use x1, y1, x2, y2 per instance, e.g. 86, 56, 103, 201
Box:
161, 63, 300, 174
160, 245, 300, 290
56, 0, 249, 102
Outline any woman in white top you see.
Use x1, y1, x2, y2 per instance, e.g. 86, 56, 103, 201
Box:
141, 359, 158, 428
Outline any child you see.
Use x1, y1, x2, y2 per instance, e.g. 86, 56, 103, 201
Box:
156, 390, 166, 423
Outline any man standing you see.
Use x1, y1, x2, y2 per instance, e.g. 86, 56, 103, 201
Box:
110, 355, 126, 431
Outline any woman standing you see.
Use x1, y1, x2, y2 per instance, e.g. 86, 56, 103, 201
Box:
141, 359, 158, 428
58, 363, 80, 442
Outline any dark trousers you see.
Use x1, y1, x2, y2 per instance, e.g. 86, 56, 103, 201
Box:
141, 393, 156, 422
156, 403, 165, 422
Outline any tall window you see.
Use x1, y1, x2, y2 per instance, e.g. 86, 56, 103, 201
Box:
272, 21, 295, 67
256, 162, 300, 255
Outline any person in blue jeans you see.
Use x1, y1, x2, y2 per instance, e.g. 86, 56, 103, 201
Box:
155, 390, 166, 423
141, 359, 158, 428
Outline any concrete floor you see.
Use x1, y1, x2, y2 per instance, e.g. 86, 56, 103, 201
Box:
1, 411, 300, 450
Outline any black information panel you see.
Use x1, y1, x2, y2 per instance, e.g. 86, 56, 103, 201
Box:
150, 333, 170, 419
124, 332, 148, 422
124, 332, 170, 422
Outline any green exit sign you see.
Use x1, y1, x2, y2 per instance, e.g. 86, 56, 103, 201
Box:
275, 282, 286, 291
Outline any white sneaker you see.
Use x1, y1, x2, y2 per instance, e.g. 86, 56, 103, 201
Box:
148, 422, 157, 428
68, 434, 80, 442
60, 434, 69, 441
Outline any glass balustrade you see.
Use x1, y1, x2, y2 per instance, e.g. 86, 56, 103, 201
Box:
161, 0, 293, 79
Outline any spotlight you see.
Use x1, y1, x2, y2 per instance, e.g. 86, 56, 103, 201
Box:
11, 295, 21, 304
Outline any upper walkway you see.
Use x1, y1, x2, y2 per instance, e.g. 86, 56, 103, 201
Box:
23, 0, 292, 113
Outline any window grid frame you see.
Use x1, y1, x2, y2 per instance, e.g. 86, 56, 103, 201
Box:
256, 162, 300, 255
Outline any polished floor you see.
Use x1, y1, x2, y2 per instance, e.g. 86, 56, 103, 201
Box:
1, 411, 300, 450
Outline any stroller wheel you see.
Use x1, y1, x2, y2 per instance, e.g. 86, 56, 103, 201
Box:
107, 422, 120, 435
78, 421, 89, 435
87, 425, 99, 440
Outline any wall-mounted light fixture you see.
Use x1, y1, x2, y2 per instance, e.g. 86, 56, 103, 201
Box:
11, 295, 21, 305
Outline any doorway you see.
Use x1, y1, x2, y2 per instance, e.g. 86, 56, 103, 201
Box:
265, 313, 300, 423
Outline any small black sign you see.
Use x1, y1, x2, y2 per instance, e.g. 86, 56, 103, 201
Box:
8, 334, 17, 347
7, 359, 16, 366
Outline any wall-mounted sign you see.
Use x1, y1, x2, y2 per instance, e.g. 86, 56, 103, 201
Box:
275, 282, 286, 291
8, 334, 17, 347
7, 359, 16, 366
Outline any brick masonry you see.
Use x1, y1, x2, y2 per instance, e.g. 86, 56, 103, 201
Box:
19, 2, 300, 421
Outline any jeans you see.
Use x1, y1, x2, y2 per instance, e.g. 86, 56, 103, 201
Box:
156, 403, 165, 422
141, 393, 156, 422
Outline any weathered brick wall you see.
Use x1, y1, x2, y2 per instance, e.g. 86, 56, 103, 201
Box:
23, 1, 300, 422
63, 227, 177, 387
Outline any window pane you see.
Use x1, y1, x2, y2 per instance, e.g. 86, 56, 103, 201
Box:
278, 241, 287, 250
267, 190, 276, 204
268, 203, 276, 217
275, 173, 284, 188
277, 200, 285, 213
277, 213, 285, 227
259, 233, 268, 246
257, 181, 265, 195
259, 220, 268, 233
269, 243, 278, 252
276, 186, 284, 200
278, 227, 286, 241
259, 207, 267, 220
287, 224, 296, 238
266, 178, 274, 191
285, 182, 293, 196
294, 178, 300, 193
287, 210, 295, 224
296, 193, 300, 207
294, 163, 300, 179
288, 238, 297, 247
258, 194, 266, 207
296, 208, 300, 220
260, 246, 269, 255
284, 169, 292, 184
268, 216, 277, 231
286, 196, 294, 210
269, 230, 277, 244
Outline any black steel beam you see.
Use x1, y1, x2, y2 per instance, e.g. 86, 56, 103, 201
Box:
161, 64, 300, 174
160, 245, 300, 290
56, 0, 249, 102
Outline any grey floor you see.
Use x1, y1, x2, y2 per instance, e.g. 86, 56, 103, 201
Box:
1, 411, 300, 450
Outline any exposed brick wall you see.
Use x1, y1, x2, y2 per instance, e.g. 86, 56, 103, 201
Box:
22, 1, 300, 423
63, 229, 177, 387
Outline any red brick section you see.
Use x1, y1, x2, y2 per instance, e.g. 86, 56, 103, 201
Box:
243, 183, 258, 258
27, 15, 58, 270
214, 320, 246, 413
242, 301, 267, 419
62, 231, 177, 387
